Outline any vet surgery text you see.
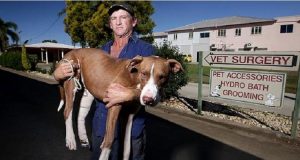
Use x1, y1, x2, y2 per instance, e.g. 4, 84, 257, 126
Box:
202, 51, 299, 71
206, 55, 293, 66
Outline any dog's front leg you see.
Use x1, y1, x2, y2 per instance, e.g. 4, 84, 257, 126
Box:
99, 105, 122, 160
77, 89, 94, 147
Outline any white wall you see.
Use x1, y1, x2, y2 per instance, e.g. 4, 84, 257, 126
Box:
210, 16, 300, 51
156, 15, 300, 62
168, 32, 210, 62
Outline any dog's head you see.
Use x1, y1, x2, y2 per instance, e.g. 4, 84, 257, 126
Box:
127, 55, 183, 106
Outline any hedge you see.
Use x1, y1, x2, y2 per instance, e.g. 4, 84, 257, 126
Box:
0, 51, 23, 70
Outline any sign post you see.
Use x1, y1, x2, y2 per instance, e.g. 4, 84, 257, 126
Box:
197, 51, 203, 115
291, 64, 300, 138
200, 51, 300, 138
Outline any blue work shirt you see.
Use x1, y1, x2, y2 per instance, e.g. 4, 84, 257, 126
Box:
92, 33, 154, 139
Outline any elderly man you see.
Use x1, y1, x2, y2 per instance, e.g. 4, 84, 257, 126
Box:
53, 3, 154, 160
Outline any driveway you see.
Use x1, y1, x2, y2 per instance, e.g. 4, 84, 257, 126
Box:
0, 69, 262, 160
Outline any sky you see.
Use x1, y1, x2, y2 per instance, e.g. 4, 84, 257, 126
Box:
0, 1, 300, 46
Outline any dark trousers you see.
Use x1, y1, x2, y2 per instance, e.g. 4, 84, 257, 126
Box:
130, 129, 146, 160
90, 129, 146, 160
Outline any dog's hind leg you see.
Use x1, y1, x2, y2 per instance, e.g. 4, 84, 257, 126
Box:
64, 80, 77, 150
77, 89, 94, 148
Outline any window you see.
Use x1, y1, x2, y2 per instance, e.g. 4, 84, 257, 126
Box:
235, 28, 241, 36
218, 29, 226, 37
174, 33, 177, 40
188, 32, 193, 39
251, 26, 262, 34
280, 24, 293, 33
200, 32, 210, 38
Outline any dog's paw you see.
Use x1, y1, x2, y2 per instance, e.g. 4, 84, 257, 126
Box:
66, 136, 77, 150
80, 139, 90, 148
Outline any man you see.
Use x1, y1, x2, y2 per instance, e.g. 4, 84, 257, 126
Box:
53, 3, 154, 160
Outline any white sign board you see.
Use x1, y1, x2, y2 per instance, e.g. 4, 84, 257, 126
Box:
203, 51, 299, 71
210, 69, 286, 107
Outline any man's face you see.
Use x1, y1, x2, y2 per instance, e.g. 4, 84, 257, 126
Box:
109, 9, 137, 38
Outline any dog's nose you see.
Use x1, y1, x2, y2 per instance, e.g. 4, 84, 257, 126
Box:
142, 96, 154, 105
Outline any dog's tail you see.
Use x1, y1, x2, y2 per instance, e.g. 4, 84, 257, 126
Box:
58, 85, 65, 112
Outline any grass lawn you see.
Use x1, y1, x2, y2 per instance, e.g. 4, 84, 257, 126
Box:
187, 63, 299, 94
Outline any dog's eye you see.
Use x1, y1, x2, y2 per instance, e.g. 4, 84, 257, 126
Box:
158, 75, 167, 84
159, 75, 165, 80
141, 72, 147, 79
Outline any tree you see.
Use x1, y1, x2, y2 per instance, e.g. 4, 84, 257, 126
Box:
21, 45, 31, 70
0, 18, 20, 52
63, 1, 155, 47
42, 40, 58, 43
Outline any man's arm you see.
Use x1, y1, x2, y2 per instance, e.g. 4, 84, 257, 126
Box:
103, 83, 141, 108
103, 40, 154, 107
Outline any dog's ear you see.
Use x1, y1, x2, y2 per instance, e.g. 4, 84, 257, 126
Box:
167, 59, 184, 73
127, 55, 143, 73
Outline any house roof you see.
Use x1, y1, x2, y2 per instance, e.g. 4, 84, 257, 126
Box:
153, 32, 168, 37
167, 16, 275, 32
25, 42, 80, 49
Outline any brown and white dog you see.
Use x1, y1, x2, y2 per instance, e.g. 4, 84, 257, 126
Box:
57, 48, 183, 160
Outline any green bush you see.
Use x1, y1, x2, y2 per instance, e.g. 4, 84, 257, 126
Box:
28, 54, 38, 71
0, 51, 23, 70
154, 41, 188, 100
36, 68, 48, 74
48, 61, 56, 75
21, 45, 31, 70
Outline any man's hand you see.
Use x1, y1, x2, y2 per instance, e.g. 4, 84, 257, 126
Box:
103, 83, 139, 108
53, 61, 74, 81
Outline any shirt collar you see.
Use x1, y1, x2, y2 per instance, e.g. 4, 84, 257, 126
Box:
107, 31, 138, 47
129, 32, 138, 43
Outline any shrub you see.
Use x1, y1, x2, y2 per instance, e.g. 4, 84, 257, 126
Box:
0, 51, 23, 70
28, 54, 38, 71
21, 45, 31, 70
154, 41, 188, 100
36, 68, 48, 74
48, 61, 56, 75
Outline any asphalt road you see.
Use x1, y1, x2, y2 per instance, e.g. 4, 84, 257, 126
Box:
0, 69, 262, 160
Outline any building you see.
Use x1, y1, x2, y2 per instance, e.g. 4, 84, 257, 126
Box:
152, 32, 168, 47
25, 42, 80, 64
155, 15, 300, 62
